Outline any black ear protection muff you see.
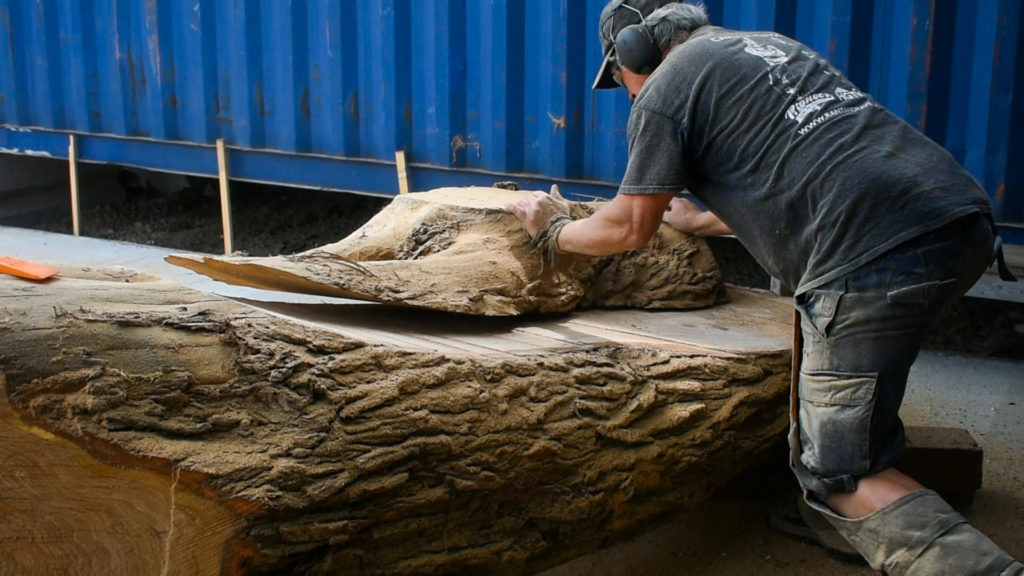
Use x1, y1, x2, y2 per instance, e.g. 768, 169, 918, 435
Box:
612, 3, 661, 74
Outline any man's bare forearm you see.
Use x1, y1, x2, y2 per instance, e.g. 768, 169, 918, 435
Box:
557, 193, 673, 255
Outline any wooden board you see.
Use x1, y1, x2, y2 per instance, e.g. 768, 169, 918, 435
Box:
231, 285, 791, 358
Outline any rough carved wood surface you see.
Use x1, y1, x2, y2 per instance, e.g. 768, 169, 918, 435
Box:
168, 187, 725, 315
0, 268, 791, 575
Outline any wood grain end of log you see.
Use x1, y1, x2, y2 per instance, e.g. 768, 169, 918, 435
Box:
1, 372, 262, 576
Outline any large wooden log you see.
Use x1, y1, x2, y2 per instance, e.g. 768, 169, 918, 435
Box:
0, 267, 791, 575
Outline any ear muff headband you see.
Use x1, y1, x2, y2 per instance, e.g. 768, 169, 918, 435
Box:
616, 24, 661, 74
611, 3, 661, 75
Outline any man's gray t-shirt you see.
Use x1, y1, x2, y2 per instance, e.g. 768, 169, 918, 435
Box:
620, 26, 991, 294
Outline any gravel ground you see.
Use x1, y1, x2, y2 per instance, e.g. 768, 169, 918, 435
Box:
31, 178, 390, 257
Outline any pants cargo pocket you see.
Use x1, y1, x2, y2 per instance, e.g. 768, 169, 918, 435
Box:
798, 370, 878, 477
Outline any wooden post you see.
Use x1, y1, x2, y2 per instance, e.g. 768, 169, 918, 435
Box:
68, 134, 81, 236
395, 150, 409, 195
216, 139, 234, 255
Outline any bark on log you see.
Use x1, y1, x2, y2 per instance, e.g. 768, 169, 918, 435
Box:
167, 187, 725, 315
0, 268, 791, 576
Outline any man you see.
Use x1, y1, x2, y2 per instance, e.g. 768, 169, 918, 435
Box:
505, 1, 1022, 574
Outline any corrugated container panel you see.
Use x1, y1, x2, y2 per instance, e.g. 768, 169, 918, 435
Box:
1004, 3, 1024, 226
260, 2, 306, 153
357, 0, 410, 161
307, 1, 354, 157
0, 0, 1020, 236
216, 1, 260, 149
411, 0, 464, 169
94, 0, 128, 135
464, 1, 523, 174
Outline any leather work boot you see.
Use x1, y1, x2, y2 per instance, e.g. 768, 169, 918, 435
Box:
815, 490, 1023, 576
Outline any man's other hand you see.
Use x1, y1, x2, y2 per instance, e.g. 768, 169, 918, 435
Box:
662, 196, 733, 237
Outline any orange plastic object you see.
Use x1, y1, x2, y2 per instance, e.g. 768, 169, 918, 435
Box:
0, 256, 59, 280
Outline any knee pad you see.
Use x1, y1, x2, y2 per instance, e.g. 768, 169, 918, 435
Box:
815, 490, 1022, 576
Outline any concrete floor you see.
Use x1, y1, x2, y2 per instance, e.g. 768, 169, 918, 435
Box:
2, 226, 1021, 574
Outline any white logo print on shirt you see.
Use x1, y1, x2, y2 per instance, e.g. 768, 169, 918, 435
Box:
835, 87, 865, 101
742, 37, 788, 66
786, 93, 836, 122
722, 34, 875, 134
740, 37, 798, 95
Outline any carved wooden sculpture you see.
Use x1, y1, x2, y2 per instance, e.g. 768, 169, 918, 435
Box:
167, 187, 725, 315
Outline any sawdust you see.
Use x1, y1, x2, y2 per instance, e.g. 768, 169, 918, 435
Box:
58, 266, 161, 283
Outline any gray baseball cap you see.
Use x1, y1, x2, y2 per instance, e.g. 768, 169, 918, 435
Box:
593, 0, 679, 90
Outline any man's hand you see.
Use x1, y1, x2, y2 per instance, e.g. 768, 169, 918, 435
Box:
662, 196, 733, 237
504, 185, 570, 238
661, 197, 705, 233
505, 185, 573, 265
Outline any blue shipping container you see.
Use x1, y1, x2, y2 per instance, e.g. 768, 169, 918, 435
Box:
0, 0, 1021, 241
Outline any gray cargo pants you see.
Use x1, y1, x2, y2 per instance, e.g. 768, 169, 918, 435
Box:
788, 211, 1022, 574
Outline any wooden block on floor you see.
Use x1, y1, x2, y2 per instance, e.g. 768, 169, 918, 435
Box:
898, 426, 983, 506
